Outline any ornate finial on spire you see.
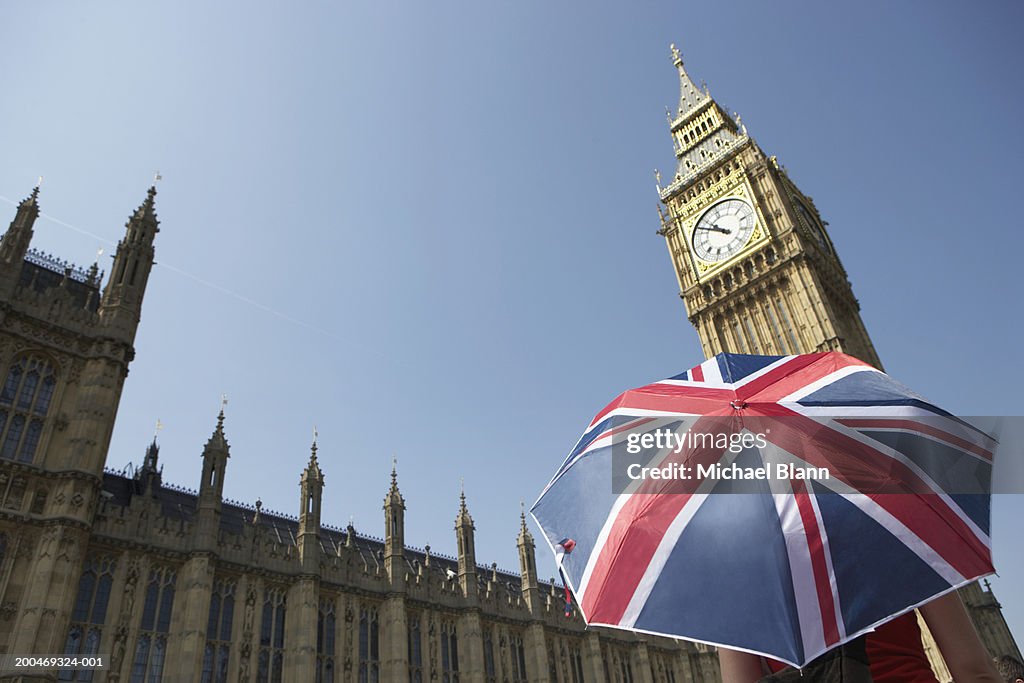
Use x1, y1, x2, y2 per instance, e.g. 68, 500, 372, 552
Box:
154, 418, 164, 440
456, 478, 474, 529
133, 184, 159, 224
20, 183, 40, 207
204, 403, 229, 453
669, 41, 709, 116
20, 176, 42, 205
309, 424, 319, 461
385, 453, 404, 505
518, 500, 533, 543
154, 171, 162, 184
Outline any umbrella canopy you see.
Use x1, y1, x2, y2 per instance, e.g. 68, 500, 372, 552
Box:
531, 352, 995, 668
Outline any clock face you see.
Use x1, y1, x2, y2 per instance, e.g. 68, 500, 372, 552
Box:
795, 200, 829, 250
691, 198, 757, 262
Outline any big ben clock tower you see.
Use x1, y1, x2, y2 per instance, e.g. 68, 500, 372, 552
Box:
657, 44, 882, 368
654, 44, 1022, 675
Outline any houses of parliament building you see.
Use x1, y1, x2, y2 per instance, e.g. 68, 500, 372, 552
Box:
0, 46, 1019, 683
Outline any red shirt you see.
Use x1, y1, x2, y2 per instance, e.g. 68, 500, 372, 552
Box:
765, 613, 938, 683
865, 613, 939, 683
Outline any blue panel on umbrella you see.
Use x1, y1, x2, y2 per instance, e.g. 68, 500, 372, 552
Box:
634, 455, 804, 664
797, 372, 950, 414
716, 353, 785, 383
810, 483, 950, 635
948, 494, 991, 536
532, 448, 620, 587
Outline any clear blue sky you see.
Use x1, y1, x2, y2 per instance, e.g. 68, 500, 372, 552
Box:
2, 0, 1022, 644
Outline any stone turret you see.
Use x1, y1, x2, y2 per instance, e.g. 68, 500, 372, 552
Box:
383, 457, 405, 585
0, 186, 39, 290
100, 186, 159, 342
455, 484, 477, 599
297, 437, 324, 573
196, 409, 229, 551
517, 504, 541, 615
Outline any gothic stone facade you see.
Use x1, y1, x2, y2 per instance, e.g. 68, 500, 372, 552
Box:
0, 188, 719, 682
0, 45, 1019, 683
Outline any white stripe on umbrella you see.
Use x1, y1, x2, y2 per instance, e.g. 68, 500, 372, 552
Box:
773, 490, 829, 658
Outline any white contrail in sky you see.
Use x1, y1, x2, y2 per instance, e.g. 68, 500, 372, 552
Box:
0, 194, 367, 349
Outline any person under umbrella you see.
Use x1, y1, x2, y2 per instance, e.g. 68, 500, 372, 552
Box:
719, 591, 1001, 682
532, 352, 1007, 678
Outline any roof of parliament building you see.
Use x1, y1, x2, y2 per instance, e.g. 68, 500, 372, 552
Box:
99, 436, 548, 600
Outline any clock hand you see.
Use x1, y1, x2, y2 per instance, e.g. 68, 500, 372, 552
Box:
696, 224, 732, 235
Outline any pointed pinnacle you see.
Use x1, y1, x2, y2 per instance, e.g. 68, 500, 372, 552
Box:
133, 185, 159, 223
309, 425, 319, 463
204, 407, 229, 453
670, 43, 683, 67
18, 185, 40, 212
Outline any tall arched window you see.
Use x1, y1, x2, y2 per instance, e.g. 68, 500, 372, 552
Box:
0, 355, 57, 463
358, 606, 380, 683
317, 597, 336, 683
58, 554, 116, 681
440, 620, 459, 683
130, 565, 176, 683
201, 578, 235, 683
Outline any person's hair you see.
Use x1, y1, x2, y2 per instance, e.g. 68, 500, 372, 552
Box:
994, 655, 1024, 683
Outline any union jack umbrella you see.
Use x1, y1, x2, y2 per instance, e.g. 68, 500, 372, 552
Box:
531, 352, 995, 668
